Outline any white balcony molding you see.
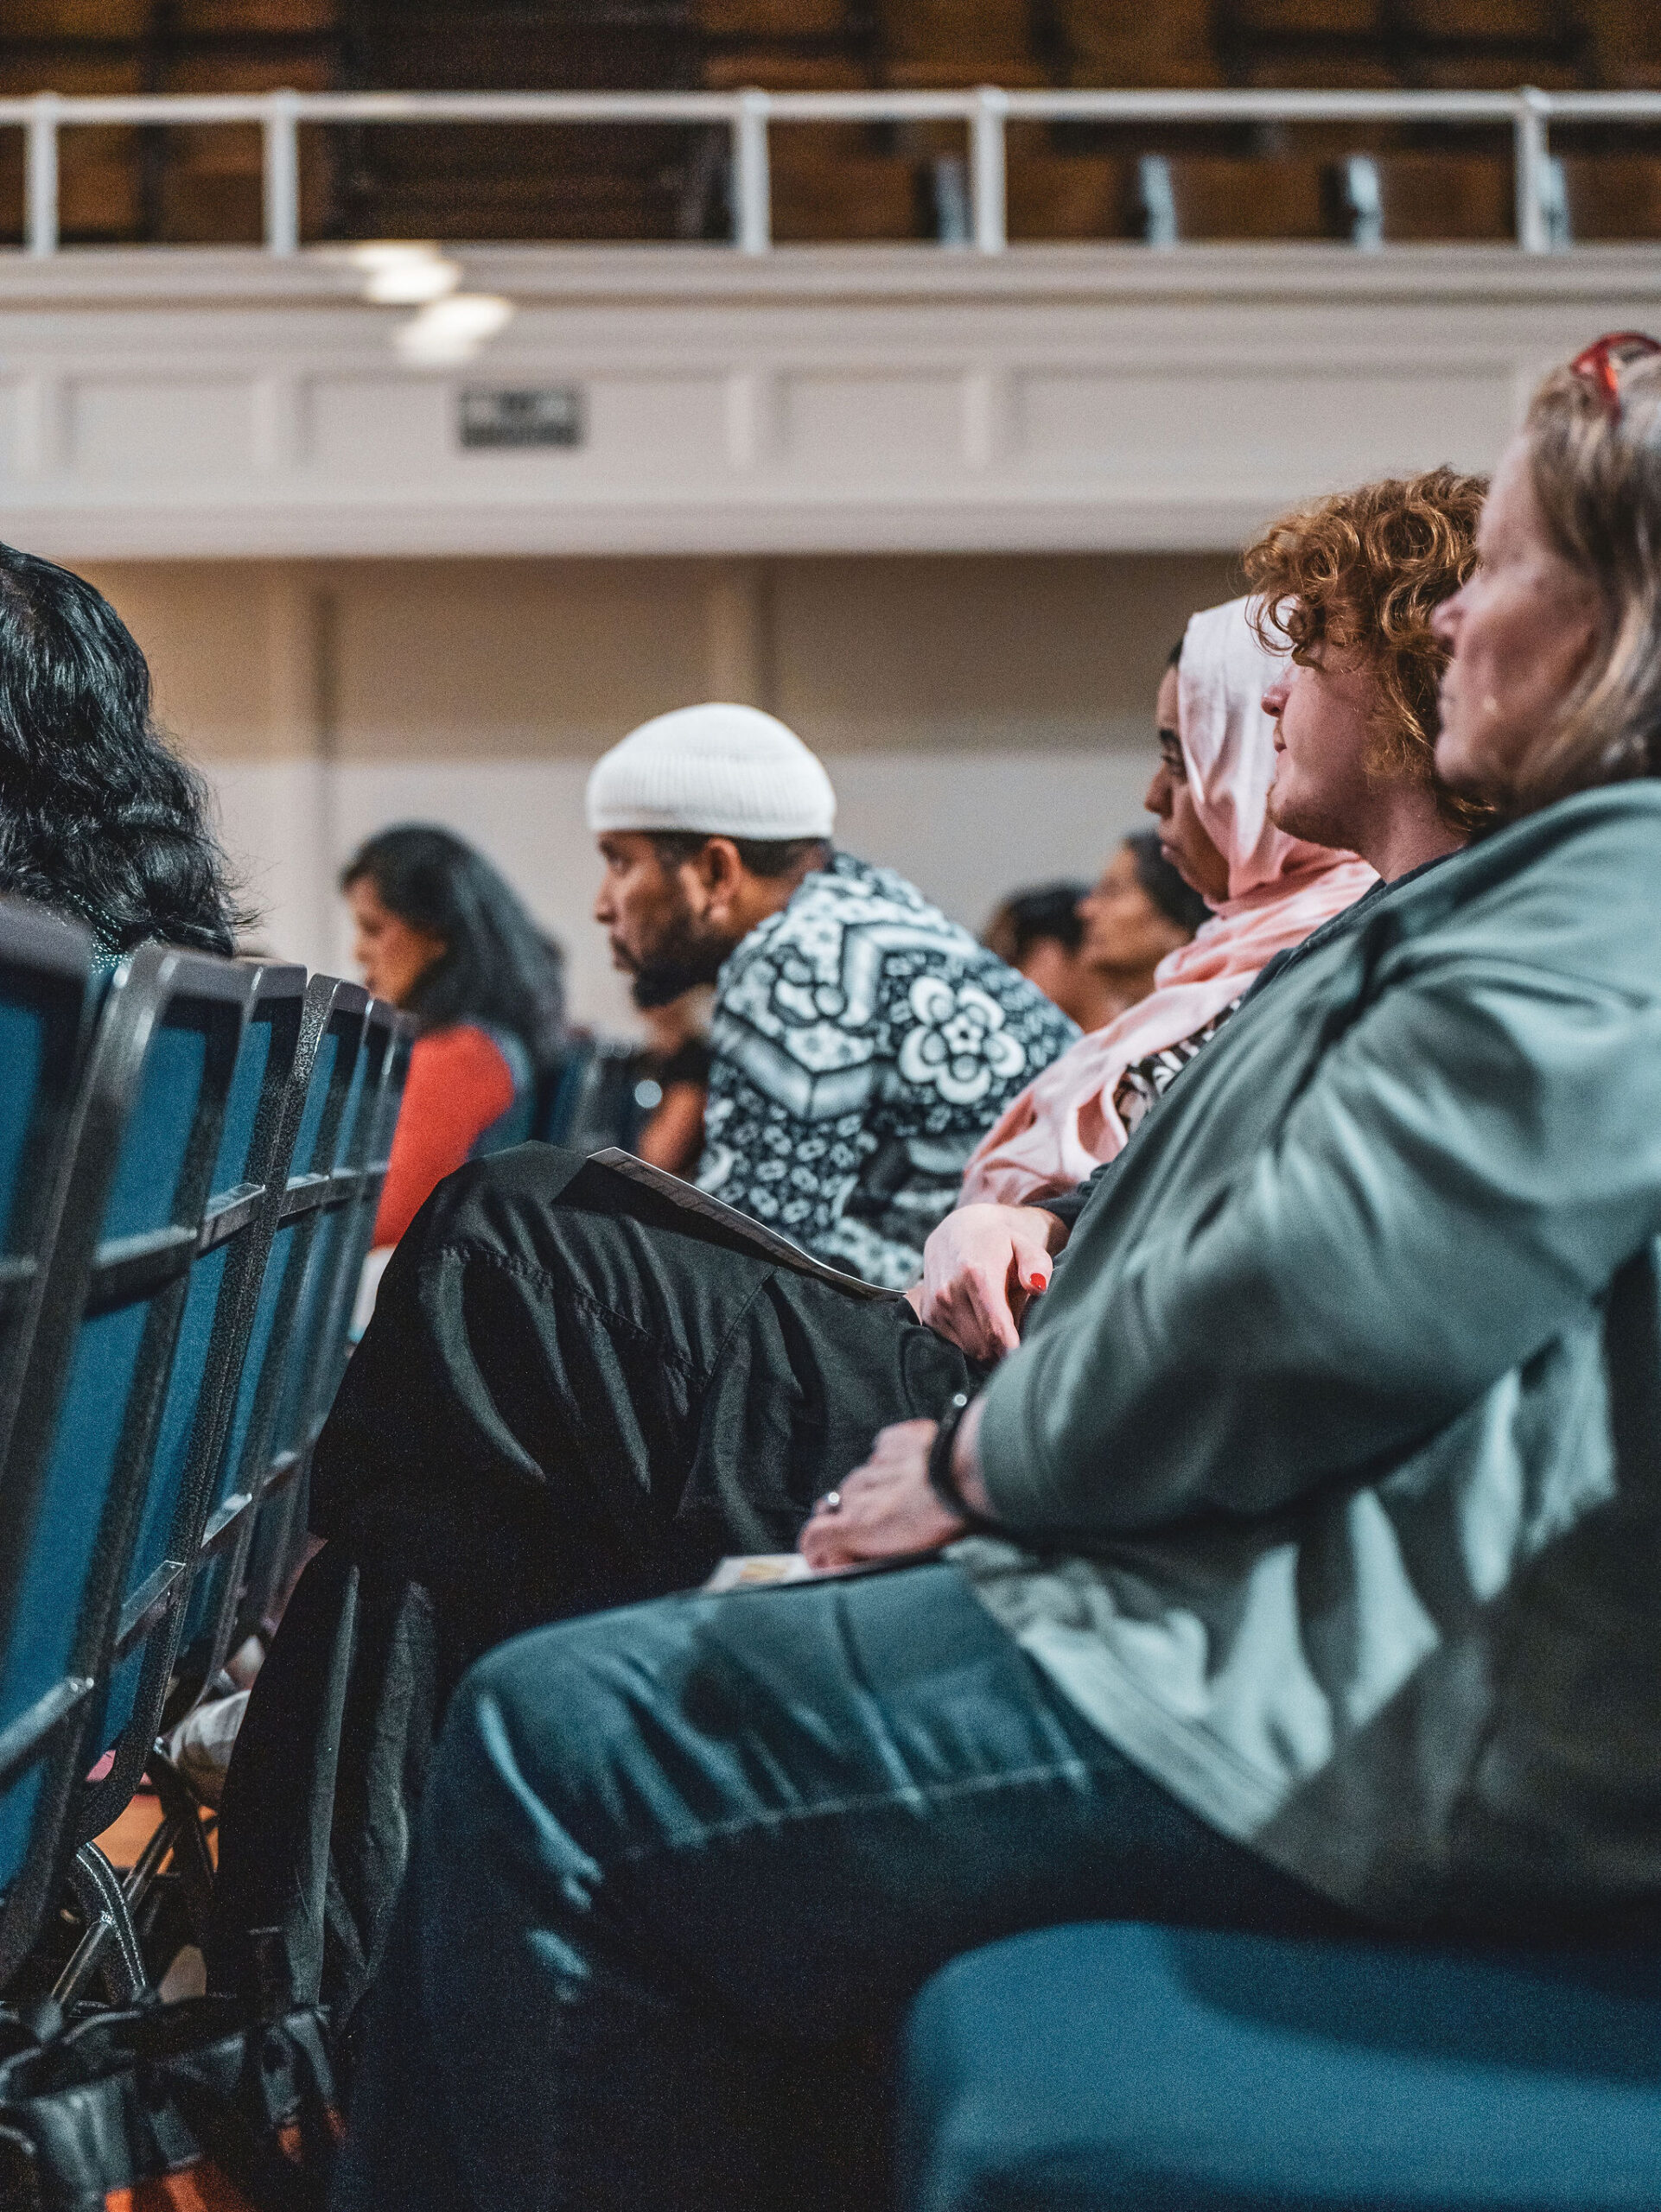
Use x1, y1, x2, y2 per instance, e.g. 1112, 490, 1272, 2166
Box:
2, 244, 1659, 562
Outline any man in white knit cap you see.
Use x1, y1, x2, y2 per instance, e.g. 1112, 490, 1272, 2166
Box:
588, 701, 1074, 1288
587, 700, 839, 1041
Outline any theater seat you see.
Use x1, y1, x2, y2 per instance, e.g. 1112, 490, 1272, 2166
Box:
899, 1921, 1661, 2211
1162, 156, 1339, 241
1370, 151, 1515, 241
1560, 156, 1661, 242
1008, 153, 1137, 241
770, 132, 927, 240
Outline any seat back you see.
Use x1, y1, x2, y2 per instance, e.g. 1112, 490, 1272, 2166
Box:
239, 995, 411, 1631
290, 995, 402, 1454
0, 944, 251, 1989
174, 977, 369, 1693
0, 906, 98, 1487
312, 996, 413, 1430
538, 1033, 649, 1154
78, 963, 308, 1840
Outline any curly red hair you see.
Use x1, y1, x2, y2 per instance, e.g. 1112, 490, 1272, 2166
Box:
1244, 467, 1488, 829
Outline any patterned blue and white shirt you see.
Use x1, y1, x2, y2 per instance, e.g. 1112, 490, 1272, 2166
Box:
697, 852, 1077, 1288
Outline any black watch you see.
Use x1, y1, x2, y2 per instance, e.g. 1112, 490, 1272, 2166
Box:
926, 1390, 1002, 1534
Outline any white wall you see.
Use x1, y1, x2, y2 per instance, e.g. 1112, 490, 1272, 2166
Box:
46, 242, 1658, 1027
10, 243, 1661, 560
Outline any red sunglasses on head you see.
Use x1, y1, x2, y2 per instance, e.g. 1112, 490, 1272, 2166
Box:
1569, 331, 1661, 423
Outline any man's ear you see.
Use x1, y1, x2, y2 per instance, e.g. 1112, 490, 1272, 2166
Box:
688, 836, 747, 921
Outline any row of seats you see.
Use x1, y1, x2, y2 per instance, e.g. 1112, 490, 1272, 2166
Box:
766, 142, 1661, 245
0, 901, 411, 2005
0, 0, 695, 245
7, 0, 1657, 77
703, 0, 1655, 92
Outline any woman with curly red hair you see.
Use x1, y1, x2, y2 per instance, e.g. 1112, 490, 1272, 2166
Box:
1248, 464, 1493, 858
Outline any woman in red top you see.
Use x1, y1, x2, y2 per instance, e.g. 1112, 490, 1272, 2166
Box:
341, 825, 566, 1254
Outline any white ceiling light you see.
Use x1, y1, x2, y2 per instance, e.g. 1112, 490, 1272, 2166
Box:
367, 256, 461, 306
392, 293, 514, 368
345, 242, 463, 306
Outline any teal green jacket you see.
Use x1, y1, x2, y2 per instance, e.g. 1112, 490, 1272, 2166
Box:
964, 785, 1661, 1927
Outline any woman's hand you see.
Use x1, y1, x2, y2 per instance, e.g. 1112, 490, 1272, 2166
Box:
912, 1204, 1067, 1363
799, 1402, 993, 1570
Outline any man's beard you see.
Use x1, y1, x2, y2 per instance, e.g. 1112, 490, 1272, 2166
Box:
621, 912, 729, 1010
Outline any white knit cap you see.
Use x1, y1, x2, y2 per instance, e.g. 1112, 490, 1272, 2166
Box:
586, 702, 837, 840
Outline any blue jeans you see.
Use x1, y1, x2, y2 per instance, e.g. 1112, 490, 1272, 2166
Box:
332, 1562, 1359, 2212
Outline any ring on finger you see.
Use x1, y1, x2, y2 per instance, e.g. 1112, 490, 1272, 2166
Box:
817, 1490, 843, 1515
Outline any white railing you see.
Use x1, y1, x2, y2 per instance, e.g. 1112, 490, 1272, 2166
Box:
3, 83, 1659, 257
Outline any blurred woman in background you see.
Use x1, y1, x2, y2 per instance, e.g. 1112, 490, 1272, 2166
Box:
627, 986, 712, 1179
983, 836, 1208, 1034
0, 543, 241, 963
341, 824, 566, 1250
981, 880, 1091, 1019
1074, 829, 1212, 1020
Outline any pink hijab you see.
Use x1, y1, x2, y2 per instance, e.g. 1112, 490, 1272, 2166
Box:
960, 595, 1378, 1208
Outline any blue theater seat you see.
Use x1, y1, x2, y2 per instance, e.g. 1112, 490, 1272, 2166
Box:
899, 1922, 1661, 2211
0, 905, 96, 1488
75, 961, 307, 1848
0, 940, 251, 1990
234, 988, 410, 1640
0, 929, 412, 2002
173, 976, 373, 1691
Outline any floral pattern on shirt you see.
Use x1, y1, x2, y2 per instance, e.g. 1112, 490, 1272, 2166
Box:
898, 976, 1029, 1107
698, 852, 1077, 1288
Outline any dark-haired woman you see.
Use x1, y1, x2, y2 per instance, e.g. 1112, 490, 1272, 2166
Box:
1079, 829, 1211, 1001
0, 544, 240, 959
340, 825, 565, 1252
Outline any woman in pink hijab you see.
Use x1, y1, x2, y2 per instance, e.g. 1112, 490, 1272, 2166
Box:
959, 595, 1377, 1211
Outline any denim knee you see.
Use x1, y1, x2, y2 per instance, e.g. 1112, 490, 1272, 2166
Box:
434, 1594, 713, 1872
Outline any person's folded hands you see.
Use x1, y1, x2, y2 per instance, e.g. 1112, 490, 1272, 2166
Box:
799, 1402, 995, 1569
907, 1202, 1067, 1363
799, 1419, 962, 1569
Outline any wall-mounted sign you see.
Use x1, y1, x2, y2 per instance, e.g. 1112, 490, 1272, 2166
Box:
458, 386, 585, 449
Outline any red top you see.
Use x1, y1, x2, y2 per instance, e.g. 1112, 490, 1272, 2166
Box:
373, 1023, 517, 1248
